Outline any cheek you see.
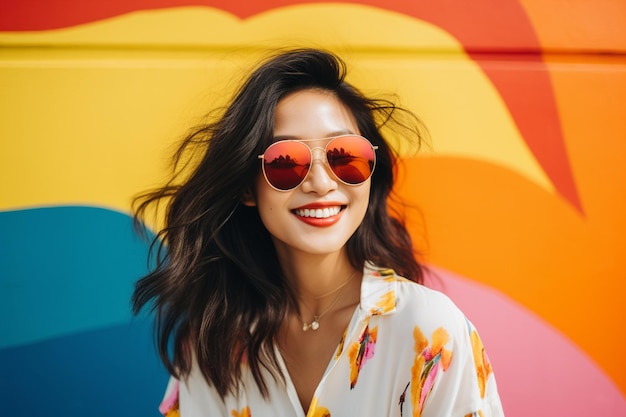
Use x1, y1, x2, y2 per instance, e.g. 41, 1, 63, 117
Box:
351, 184, 372, 221
255, 181, 290, 222
359, 183, 372, 208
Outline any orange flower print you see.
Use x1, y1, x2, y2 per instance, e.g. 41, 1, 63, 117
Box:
348, 325, 378, 388
159, 380, 180, 417
469, 327, 493, 398
164, 405, 180, 417
371, 267, 395, 279
230, 406, 251, 417
370, 290, 395, 315
307, 397, 331, 417
409, 326, 452, 417
431, 327, 453, 370
335, 328, 347, 360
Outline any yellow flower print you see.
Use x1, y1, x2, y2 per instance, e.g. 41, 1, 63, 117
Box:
409, 326, 452, 417
307, 397, 331, 417
410, 327, 427, 417
379, 268, 396, 281
370, 290, 395, 315
348, 325, 378, 388
335, 328, 347, 360
230, 406, 251, 417
470, 329, 493, 398
413, 326, 429, 354
372, 267, 395, 278
431, 327, 452, 371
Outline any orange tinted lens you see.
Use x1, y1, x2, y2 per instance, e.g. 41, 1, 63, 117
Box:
326, 136, 375, 184
262, 141, 311, 190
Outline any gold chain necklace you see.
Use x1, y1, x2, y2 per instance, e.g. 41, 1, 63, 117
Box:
300, 270, 358, 332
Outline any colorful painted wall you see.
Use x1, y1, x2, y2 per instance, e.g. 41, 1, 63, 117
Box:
1, 1, 625, 415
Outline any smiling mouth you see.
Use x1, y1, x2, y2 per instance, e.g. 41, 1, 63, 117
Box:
293, 206, 345, 219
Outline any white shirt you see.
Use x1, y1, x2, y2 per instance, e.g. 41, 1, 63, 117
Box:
160, 264, 505, 417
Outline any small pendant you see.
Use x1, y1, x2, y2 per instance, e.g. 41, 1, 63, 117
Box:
311, 319, 320, 330
302, 316, 320, 332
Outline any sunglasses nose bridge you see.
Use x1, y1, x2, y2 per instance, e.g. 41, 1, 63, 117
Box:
300, 146, 339, 193
309, 146, 327, 162
307, 146, 330, 170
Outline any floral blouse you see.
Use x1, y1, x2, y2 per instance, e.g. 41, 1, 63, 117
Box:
159, 264, 504, 417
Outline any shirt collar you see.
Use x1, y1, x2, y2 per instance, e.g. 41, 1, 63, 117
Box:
359, 262, 398, 317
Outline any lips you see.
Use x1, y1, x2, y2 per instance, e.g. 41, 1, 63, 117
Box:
292, 203, 346, 227
294, 206, 341, 218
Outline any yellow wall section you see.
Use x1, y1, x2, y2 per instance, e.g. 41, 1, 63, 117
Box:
0, 5, 459, 48
0, 4, 552, 214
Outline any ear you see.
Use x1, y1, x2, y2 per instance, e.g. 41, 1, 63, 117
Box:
241, 188, 257, 207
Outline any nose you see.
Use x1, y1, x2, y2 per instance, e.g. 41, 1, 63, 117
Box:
299, 147, 338, 194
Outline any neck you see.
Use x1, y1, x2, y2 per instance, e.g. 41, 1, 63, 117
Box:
281, 253, 361, 302
298, 269, 358, 331
277, 248, 362, 334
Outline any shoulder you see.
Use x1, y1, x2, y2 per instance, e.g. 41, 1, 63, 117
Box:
364, 264, 470, 338
368, 264, 463, 316
396, 274, 461, 316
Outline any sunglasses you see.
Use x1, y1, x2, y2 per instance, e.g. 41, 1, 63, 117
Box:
258, 135, 378, 191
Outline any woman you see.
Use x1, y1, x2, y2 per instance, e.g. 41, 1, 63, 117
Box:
133, 48, 504, 417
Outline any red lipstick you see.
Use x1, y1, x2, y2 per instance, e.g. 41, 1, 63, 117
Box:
292, 202, 345, 227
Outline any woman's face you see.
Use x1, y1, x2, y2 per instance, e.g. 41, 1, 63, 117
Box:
244, 89, 371, 259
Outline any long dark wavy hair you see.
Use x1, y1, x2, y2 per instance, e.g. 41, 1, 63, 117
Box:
132, 48, 426, 398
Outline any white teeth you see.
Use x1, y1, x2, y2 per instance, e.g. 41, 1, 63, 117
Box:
295, 206, 341, 218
